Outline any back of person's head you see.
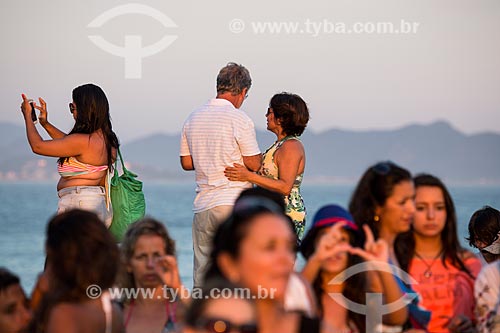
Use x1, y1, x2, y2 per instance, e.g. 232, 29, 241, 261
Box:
348, 161, 412, 237
184, 278, 257, 333
0, 268, 31, 333
119, 217, 176, 289
204, 197, 294, 282
236, 187, 286, 213
216, 62, 252, 95
46, 209, 119, 300
269, 92, 309, 136
467, 206, 500, 263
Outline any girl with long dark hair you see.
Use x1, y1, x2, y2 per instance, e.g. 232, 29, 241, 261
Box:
395, 174, 481, 333
349, 161, 431, 331
20, 84, 119, 225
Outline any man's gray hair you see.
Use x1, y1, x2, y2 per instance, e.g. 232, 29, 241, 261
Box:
216, 62, 252, 95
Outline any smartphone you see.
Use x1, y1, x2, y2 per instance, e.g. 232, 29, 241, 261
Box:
30, 101, 37, 124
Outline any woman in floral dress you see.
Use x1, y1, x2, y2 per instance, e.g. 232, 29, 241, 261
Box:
225, 92, 309, 238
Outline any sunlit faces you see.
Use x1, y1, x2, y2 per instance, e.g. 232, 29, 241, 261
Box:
413, 186, 447, 238
224, 213, 296, 301
376, 180, 416, 236
0, 284, 31, 333
316, 228, 350, 274
128, 235, 167, 288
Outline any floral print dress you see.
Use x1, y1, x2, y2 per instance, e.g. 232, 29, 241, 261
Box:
259, 135, 306, 238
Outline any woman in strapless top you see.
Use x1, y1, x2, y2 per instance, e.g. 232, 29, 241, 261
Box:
20, 83, 119, 226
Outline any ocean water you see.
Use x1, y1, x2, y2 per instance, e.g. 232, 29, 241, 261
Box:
1, 182, 499, 293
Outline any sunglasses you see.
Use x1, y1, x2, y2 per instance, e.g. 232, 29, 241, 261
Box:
69, 103, 77, 113
371, 161, 394, 175
265, 107, 273, 116
195, 318, 258, 333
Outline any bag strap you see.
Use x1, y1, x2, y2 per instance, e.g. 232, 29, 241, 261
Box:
114, 148, 128, 175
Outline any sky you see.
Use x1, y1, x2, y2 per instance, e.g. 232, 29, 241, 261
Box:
2, 0, 499, 143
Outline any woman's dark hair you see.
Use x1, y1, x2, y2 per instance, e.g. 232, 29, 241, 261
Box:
33, 209, 119, 332
395, 174, 474, 278
204, 197, 294, 283
58, 83, 119, 169
184, 277, 256, 328
304, 228, 366, 333
118, 217, 176, 293
348, 161, 412, 238
236, 187, 286, 213
270, 92, 309, 136
0, 267, 20, 293
466, 206, 500, 250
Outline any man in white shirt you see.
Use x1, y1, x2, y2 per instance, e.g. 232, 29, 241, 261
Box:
180, 62, 262, 286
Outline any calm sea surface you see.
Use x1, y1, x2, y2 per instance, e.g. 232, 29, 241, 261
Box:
1, 182, 499, 292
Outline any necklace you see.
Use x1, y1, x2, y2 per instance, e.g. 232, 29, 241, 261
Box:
414, 250, 443, 279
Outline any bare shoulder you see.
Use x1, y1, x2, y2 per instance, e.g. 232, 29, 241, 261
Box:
460, 250, 478, 261
47, 303, 79, 332
278, 138, 305, 154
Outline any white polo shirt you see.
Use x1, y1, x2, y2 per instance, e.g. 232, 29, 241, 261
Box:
180, 98, 261, 213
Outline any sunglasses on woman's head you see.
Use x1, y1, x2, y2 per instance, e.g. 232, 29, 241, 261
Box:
371, 161, 394, 175
195, 318, 258, 333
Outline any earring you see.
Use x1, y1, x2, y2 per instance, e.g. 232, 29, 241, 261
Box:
374, 215, 380, 222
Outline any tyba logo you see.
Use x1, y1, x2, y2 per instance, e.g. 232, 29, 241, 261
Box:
328, 262, 418, 333
87, 3, 178, 79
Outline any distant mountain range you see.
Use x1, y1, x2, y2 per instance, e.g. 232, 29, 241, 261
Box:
1, 121, 499, 184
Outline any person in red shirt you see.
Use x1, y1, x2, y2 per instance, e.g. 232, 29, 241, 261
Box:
396, 174, 482, 333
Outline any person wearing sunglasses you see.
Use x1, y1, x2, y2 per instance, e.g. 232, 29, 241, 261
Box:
20, 84, 119, 226
467, 206, 500, 333
205, 197, 320, 333
224, 92, 310, 239
349, 161, 431, 332
183, 279, 258, 333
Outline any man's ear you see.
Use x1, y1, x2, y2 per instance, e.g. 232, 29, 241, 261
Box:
217, 253, 241, 283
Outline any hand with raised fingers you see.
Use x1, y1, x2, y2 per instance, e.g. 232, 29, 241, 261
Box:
310, 222, 352, 264
20, 94, 33, 119
224, 163, 252, 182
348, 224, 389, 263
34, 97, 48, 126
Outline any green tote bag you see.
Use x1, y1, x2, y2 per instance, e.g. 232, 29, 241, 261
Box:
109, 148, 146, 241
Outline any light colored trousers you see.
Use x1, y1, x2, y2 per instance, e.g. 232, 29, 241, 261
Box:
57, 186, 113, 227
192, 205, 232, 287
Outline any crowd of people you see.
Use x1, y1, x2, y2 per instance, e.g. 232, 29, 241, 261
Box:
9, 62, 499, 333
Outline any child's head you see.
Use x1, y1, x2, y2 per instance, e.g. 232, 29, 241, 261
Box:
0, 268, 31, 333
300, 204, 364, 274
467, 206, 500, 263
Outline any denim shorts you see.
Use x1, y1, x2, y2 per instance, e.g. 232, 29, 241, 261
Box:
57, 186, 112, 227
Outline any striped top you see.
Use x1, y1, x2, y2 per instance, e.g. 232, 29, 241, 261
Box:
180, 98, 261, 212
58, 157, 108, 177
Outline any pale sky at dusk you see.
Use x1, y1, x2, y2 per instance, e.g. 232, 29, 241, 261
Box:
2, 0, 499, 142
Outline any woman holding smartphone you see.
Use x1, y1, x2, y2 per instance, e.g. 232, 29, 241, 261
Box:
20, 83, 119, 225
